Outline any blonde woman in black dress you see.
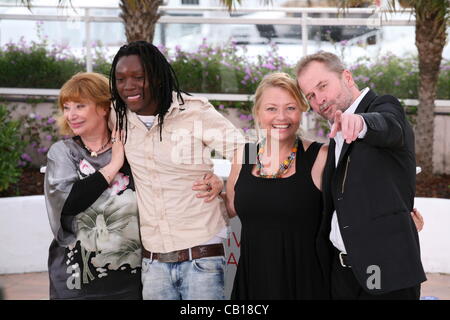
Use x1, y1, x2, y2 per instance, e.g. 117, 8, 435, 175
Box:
225, 73, 329, 299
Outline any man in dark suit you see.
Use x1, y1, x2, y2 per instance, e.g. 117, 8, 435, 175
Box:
296, 51, 426, 299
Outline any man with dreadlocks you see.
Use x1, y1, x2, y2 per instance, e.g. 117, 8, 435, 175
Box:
109, 41, 244, 300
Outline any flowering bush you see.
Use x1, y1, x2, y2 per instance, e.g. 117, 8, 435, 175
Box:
9, 103, 60, 168
2, 34, 450, 168
0, 37, 83, 88
167, 40, 293, 95
0, 104, 26, 191
350, 53, 420, 99
0, 23, 113, 88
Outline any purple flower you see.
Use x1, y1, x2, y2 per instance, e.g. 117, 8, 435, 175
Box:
35, 114, 42, 120
262, 63, 276, 70
394, 80, 401, 86
239, 114, 248, 120
317, 128, 324, 137
37, 147, 48, 154
46, 135, 53, 141
21, 153, 32, 162
376, 72, 384, 77
218, 104, 225, 110
18, 160, 27, 167
247, 115, 253, 121
47, 117, 56, 124
243, 127, 249, 133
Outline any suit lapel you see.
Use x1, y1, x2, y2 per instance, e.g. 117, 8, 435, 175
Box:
318, 139, 336, 236
336, 90, 378, 165
354, 89, 377, 115
327, 139, 336, 174
337, 141, 350, 166
323, 139, 336, 205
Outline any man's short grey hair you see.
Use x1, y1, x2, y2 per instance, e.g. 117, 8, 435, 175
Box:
295, 51, 346, 78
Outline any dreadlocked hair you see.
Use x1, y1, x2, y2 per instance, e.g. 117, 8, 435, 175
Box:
109, 40, 188, 142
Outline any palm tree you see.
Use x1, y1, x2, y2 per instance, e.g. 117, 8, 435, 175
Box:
410, 1, 449, 177
119, 0, 163, 43
223, 0, 450, 177
21, 0, 163, 43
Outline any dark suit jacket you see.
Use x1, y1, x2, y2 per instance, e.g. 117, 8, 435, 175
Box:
316, 89, 427, 295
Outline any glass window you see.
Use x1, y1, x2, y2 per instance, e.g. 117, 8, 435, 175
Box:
181, 0, 199, 5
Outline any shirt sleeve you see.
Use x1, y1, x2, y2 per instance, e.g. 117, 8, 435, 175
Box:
44, 141, 80, 246
44, 141, 109, 246
196, 101, 246, 161
359, 97, 406, 148
61, 171, 109, 216
357, 114, 368, 139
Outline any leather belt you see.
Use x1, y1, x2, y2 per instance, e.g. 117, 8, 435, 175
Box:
335, 247, 351, 268
142, 243, 224, 263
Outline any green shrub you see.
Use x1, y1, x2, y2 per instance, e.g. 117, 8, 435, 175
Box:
2, 37, 450, 102
351, 53, 420, 99
0, 104, 26, 192
0, 39, 84, 88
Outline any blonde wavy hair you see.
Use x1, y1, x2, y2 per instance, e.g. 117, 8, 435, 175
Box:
252, 72, 309, 140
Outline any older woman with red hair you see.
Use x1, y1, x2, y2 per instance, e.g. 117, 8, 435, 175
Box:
44, 72, 142, 299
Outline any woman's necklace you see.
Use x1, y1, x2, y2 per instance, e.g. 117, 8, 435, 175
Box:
82, 137, 111, 157
256, 137, 299, 179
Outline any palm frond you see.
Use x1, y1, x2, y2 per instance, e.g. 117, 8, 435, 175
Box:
219, 0, 273, 12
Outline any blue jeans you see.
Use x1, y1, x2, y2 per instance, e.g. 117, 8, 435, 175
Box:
141, 256, 225, 300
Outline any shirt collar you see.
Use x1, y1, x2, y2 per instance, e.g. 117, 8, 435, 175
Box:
126, 91, 181, 127
345, 87, 370, 115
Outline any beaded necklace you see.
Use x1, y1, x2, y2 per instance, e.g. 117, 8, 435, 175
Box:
81, 136, 111, 157
256, 137, 299, 179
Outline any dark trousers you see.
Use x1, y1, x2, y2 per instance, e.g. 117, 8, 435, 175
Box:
331, 249, 421, 300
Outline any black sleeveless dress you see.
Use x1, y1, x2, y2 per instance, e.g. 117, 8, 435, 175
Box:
231, 140, 329, 300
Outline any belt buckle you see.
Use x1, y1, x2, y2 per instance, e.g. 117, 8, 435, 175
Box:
339, 252, 350, 268
158, 250, 180, 263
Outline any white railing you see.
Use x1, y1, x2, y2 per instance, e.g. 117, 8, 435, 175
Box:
1, 87, 449, 114
0, 4, 417, 71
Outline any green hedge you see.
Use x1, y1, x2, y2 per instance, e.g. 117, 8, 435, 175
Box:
2, 38, 450, 170
3, 39, 449, 100
0, 104, 26, 191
